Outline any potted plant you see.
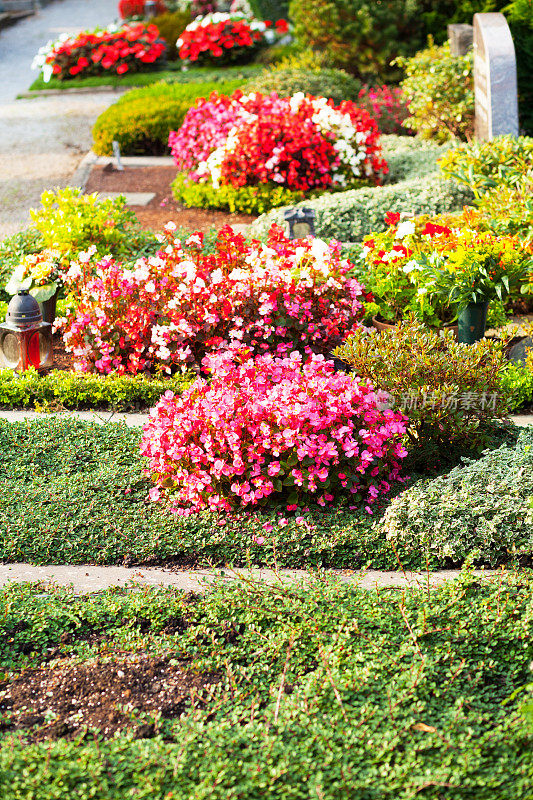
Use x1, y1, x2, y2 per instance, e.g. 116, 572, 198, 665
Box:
5, 250, 62, 324
419, 231, 533, 344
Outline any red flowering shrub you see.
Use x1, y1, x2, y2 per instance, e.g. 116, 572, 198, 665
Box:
169, 90, 387, 202
177, 13, 288, 65
32, 23, 166, 82
140, 350, 408, 512
357, 85, 411, 136
58, 224, 371, 375
119, 0, 167, 17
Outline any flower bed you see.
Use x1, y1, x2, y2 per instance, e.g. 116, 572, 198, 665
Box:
59, 224, 370, 375
169, 89, 387, 212
177, 12, 288, 66
141, 350, 407, 513
32, 23, 166, 82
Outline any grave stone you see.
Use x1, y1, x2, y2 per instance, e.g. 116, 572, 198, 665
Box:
448, 23, 473, 56
473, 13, 519, 140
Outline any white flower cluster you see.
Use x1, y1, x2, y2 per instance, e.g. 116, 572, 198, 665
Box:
31, 25, 120, 82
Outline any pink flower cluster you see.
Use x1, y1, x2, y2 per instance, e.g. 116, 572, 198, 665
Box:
140, 350, 408, 512
357, 85, 410, 136
169, 90, 387, 192
59, 224, 371, 375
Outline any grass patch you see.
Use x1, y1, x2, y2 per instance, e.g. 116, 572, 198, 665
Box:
0, 417, 524, 570
0, 573, 530, 798
27, 64, 264, 93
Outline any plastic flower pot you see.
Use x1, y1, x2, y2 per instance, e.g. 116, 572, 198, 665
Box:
457, 301, 490, 344
38, 290, 58, 325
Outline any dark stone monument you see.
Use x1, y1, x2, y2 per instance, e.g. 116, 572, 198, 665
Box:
473, 13, 519, 140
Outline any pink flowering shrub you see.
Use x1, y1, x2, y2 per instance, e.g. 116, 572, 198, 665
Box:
141, 350, 408, 512
58, 224, 371, 375
169, 90, 387, 194
357, 85, 410, 136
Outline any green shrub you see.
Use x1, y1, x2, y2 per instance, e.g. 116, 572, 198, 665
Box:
249, 0, 289, 20
288, 0, 427, 82
475, 185, 533, 244
171, 170, 314, 214
438, 135, 533, 196
250, 173, 473, 242
500, 362, 533, 410
334, 320, 511, 469
92, 78, 246, 155
0, 574, 530, 798
396, 39, 474, 142
29, 187, 159, 266
152, 11, 190, 60
0, 369, 194, 411
377, 427, 533, 565
244, 51, 361, 103
381, 134, 450, 183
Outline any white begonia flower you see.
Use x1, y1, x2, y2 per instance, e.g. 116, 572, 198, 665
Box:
402, 260, 420, 274
310, 238, 330, 262
395, 221, 416, 239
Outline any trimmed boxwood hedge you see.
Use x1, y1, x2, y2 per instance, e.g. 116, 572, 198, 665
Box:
92, 78, 248, 156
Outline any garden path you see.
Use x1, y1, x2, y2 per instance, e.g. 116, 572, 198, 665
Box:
0, 0, 119, 238
0, 562, 500, 594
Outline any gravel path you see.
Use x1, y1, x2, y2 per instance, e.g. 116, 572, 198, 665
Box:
0, 0, 119, 238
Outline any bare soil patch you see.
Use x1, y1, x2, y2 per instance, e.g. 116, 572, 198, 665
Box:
0, 652, 218, 741
84, 163, 257, 233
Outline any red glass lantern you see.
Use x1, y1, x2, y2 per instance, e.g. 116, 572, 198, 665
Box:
0, 290, 53, 372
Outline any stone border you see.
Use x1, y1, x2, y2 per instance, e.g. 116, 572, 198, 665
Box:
70, 151, 176, 192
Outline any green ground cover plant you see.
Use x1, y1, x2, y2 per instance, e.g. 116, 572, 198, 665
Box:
0, 571, 530, 799
438, 135, 533, 196
379, 426, 533, 564
0, 417, 523, 569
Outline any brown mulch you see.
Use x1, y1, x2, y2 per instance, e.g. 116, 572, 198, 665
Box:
0, 653, 218, 741
84, 163, 257, 233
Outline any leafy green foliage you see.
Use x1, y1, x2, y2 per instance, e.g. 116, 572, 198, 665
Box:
0, 229, 44, 303
0, 369, 194, 411
29, 187, 159, 267
244, 58, 361, 104
334, 320, 511, 468
0, 573, 531, 798
171, 170, 314, 214
92, 77, 248, 155
500, 362, 533, 410
438, 135, 533, 196
378, 427, 533, 564
396, 39, 474, 142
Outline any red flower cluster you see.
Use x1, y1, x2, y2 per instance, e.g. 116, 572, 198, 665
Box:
41, 23, 166, 80
177, 13, 287, 65
118, 0, 167, 17
221, 97, 337, 192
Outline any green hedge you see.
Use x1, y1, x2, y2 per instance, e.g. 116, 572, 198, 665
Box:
92, 77, 248, 156
377, 427, 533, 565
0, 369, 194, 411
0, 573, 530, 799
243, 66, 362, 104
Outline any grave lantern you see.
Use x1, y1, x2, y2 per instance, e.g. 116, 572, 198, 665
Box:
144, 0, 158, 17
283, 207, 316, 240
0, 291, 53, 372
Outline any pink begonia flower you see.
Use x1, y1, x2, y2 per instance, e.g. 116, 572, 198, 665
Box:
252, 536, 266, 545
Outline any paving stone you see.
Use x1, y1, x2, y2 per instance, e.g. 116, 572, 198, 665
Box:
0, 563, 499, 595
96, 191, 156, 206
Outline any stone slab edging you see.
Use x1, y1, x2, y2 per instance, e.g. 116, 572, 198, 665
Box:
17, 85, 132, 99
70, 151, 176, 193
0, 563, 501, 595
1, 409, 532, 428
